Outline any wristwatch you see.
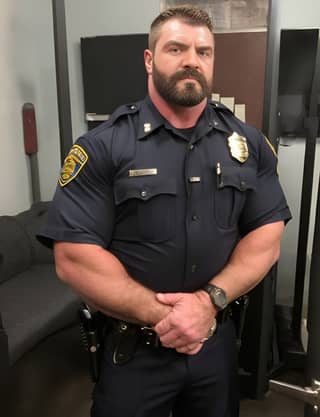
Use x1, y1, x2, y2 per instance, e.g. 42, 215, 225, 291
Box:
202, 284, 228, 310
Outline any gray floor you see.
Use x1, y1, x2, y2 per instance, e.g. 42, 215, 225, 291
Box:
5, 326, 304, 417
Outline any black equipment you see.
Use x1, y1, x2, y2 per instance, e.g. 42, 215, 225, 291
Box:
232, 295, 250, 350
79, 303, 106, 382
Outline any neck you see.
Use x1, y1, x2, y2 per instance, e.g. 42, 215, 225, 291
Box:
148, 81, 207, 129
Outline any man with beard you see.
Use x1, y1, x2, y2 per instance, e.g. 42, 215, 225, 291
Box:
38, 5, 291, 417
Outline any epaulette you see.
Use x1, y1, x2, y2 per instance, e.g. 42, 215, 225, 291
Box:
209, 100, 233, 114
108, 102, 140, 125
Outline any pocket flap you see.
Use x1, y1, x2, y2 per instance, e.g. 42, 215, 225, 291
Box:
218, 166, 256, 192
114, 177, 176, 205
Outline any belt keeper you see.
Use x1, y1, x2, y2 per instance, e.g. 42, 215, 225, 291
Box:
141, 326, 160, 347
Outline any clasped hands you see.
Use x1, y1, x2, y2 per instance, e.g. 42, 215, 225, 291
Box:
153, 290, 217, 355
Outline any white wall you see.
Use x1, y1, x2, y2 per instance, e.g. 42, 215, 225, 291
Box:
0, 0, 60, 215
1, 0, 159, 216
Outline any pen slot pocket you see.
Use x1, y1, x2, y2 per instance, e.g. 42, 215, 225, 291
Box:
214, 166, 256, 229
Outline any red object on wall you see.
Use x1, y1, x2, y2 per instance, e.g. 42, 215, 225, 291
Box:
22, 103, 38, 155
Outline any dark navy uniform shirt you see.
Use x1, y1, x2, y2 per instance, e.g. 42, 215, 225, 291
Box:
39, 96, 291, 293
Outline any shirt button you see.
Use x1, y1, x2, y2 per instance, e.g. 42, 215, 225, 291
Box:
191, 264, 197, 273
192, 215, 199, 221
240, 181, 246, 190
141, 190, 148, 198
188, 144, 194, 150
130, 105, 136, 110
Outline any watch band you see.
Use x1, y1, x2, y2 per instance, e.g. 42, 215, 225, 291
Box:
202, 283, 228, 310
200, 317, 217, 343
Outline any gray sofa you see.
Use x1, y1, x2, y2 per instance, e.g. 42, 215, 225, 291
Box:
0, 201, 80, 366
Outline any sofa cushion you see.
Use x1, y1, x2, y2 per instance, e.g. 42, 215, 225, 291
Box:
16, 201, 54, 264
0, 217, 32, 284
0, 264, 80, 364
0, 313, 9, 390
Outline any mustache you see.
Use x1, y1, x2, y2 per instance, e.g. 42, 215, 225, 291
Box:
170, 68, 206, 85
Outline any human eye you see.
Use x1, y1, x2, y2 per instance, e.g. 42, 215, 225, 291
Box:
198, 48, 212, 58
169, 45, 181, 55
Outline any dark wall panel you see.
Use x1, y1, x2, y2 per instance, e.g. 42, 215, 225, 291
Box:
81, 34, 148, 115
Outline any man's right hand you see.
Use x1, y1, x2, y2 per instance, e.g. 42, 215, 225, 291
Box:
153, 290, 216, 354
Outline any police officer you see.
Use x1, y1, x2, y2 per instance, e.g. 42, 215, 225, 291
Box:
38, 5, 291, 417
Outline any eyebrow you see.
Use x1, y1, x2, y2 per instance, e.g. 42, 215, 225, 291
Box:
163, 40, 214, 53
163, 40, 188, 49
197, 46, 214, 53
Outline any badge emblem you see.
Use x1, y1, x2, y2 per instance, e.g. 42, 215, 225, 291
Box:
227, 132, 249, 163
59, 144, 88, 187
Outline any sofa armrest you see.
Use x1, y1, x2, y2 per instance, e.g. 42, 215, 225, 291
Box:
0, 312, 9, 395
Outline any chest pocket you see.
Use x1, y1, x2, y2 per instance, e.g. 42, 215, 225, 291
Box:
113, 176, 177, 242
214, 166, 257, 229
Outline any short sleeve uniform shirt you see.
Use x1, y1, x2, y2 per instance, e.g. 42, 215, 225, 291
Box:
39, 96, 291, 293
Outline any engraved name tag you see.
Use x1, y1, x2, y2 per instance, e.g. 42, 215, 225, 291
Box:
128, 168, 158, 177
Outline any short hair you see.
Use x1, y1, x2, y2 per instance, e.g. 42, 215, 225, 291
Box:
149, 5, 214, 51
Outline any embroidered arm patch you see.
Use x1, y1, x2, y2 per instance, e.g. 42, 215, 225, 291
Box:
58, 144, 88, 187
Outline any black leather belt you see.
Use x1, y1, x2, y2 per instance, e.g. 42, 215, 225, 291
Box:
111, 319, 160, 348
109, 319, 160, 364
109, 306, 231, 364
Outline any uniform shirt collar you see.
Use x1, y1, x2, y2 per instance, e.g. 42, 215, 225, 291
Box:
137, 96, 166, 140
137, 95, 231, 141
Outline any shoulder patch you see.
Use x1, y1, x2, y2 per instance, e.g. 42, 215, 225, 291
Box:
264, 136, 278, 158
264, 136, 279, 175
58, 144, 88, 187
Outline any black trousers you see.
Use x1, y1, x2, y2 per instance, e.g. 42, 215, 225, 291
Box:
91, 319, 239, 417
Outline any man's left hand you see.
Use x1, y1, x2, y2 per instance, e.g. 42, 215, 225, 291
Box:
153, 290, 216, 353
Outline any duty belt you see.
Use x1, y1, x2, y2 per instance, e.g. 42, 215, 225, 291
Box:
109, 308, 231, 365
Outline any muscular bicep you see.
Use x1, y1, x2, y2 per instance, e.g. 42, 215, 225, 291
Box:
53, 241, 170, 325
229, 220, 285, 276
211, 221, 285, 301
54, 241, 127, 282
239, 134, 291, 235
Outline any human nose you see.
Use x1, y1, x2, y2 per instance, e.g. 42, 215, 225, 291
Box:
182, 48, 200, 69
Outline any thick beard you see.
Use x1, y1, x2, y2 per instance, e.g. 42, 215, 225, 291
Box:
152, 63, 212, 107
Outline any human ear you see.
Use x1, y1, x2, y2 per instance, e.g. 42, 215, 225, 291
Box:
144, 49, 153, 75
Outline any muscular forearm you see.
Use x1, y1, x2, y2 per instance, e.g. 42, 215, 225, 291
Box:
54, 242, 170, 325
207, 221, 285, 302
154, 221, 285, 353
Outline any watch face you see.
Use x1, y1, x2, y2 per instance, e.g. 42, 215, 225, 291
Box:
212, 287, 227, 310
203, 284, 228, 310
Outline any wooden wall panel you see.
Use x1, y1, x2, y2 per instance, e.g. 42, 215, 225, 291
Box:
213, 32, 268, 129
